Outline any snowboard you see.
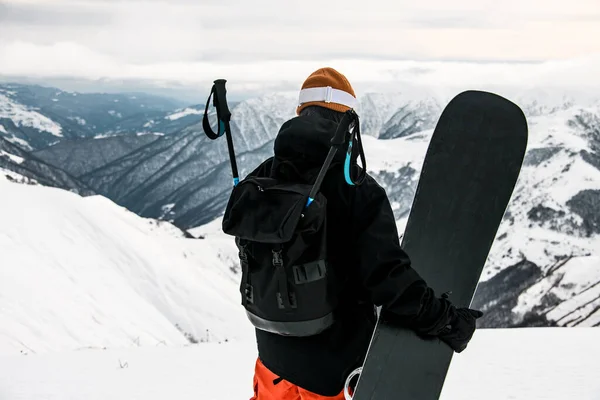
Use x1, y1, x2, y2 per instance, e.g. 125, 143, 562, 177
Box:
350, 90, 528, 400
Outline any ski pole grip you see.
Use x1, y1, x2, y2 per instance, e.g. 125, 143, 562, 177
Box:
213, 79, 231, 122
331, 109, 357, 146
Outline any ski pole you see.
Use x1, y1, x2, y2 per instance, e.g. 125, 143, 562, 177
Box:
202, 79, 240, 186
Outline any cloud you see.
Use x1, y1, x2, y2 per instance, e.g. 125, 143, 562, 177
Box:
1, 41, 599, 99
0, 0, 599, 99
0, 1, 113, 27
1, 0, 600, 63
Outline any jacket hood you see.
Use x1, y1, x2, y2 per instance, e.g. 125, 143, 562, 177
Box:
273, 115, 346, 171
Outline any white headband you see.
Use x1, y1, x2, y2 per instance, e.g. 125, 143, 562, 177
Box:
298, 86, 358, 109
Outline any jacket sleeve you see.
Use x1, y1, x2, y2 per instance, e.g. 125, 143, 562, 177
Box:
352, 177, 453, 335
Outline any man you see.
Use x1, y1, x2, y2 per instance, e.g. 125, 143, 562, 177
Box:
249, 67, 483, 400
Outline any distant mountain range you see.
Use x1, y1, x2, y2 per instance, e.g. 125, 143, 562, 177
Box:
0, 83, 198, 150
1, 82, 599, 328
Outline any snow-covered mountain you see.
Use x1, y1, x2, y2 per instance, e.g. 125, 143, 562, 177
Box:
0, 83, 193, 150
0, 90, 64, 150
0, 177, 251, 355
358, 91, 443, 139
72, 90, 600, 234
76, 94, 297, 228
3, 82, 599, 329
64, 91, 447, 228
0, 136, 94, 195
33, 134, 163, 177
471, 106, 600, 328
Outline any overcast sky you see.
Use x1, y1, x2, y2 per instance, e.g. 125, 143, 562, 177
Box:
1, 0, 599, 100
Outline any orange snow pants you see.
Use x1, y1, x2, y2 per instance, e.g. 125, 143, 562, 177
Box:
250, 358, 347, 400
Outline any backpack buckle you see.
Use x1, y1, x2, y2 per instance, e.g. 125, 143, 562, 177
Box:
272, 250, 283, 267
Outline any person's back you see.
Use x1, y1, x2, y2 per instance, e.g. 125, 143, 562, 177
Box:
246, 67, 483, 400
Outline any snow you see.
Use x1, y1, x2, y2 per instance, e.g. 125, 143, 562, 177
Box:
68, 116, 87, 126
514, 256, 600, 326
480, 107, 600, 288
0, 179, 252, 356
0, 124, 6, 133
160, 202, 175, 216
0, 149, 25, 164
0, 94, 63, 137
0, 167, 34, 183
143, 120, 155, 128
189, 217, 224, 238
94, 133, 118, 139
5, 135, 33, 150
188, 218, 245, 277
165, 107, 202, 121
0, 329, 598, 400
442, 328, 600, 400
361, 130, 432, 173
136, 131, 164, 137
108, 110, 122, 118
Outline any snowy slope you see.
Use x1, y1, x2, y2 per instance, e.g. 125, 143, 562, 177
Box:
472, 106, 600, 327
0, 93, 62, 138
0, 328, 598, 400
0, 91, 63, 150
0, 179, 252, 355
0, 136, 94, 194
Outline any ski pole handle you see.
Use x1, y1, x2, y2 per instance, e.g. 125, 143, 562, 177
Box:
213, 79, 231, 122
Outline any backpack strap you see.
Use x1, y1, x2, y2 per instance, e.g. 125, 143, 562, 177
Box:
273, 244, 294, 309
239, 243, 253, 306
344, 120, 367, 186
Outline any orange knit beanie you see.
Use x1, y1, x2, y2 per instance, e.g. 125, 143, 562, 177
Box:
296, 67, 357, 115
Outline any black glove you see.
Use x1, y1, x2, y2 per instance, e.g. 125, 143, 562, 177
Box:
437, 307, 483, 353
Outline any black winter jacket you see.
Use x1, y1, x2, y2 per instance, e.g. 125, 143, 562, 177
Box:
249, 115, 451, 396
